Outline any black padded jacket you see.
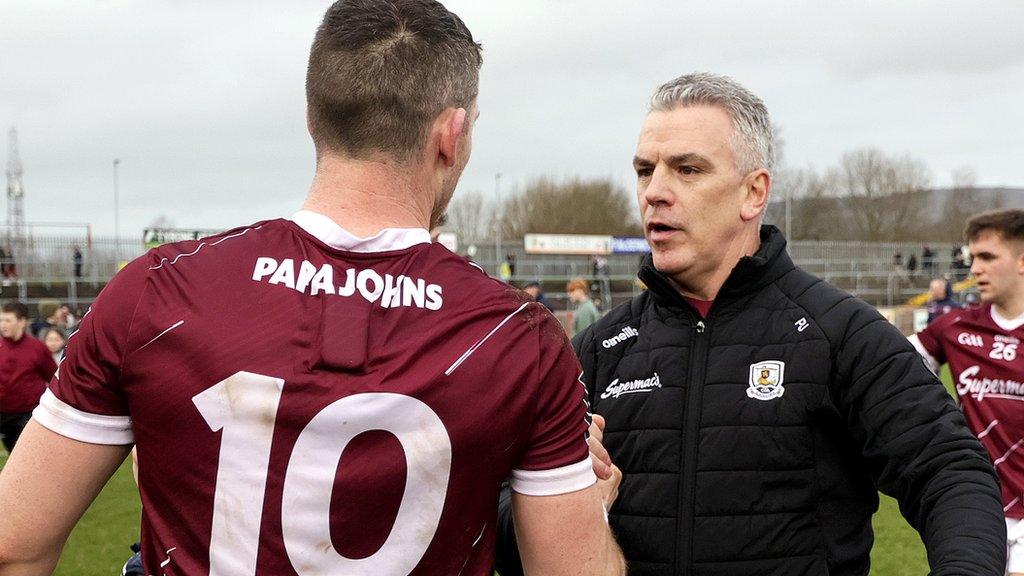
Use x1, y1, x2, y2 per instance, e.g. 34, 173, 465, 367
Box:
495, 226, 1005, 576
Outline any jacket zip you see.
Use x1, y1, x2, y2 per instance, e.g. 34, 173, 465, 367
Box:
677, 315, 711, 575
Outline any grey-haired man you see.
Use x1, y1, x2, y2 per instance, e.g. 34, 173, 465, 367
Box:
496, 72, 1005, 575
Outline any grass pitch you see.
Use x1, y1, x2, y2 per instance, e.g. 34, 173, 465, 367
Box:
0, 367, 956, 574
0, 450, 141, 576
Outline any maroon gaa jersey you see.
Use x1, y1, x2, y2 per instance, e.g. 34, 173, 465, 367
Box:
33, 211, 594, 576
913, 303, 1024, 518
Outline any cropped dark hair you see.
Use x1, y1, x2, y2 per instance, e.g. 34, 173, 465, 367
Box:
1, 302, 29, 320
306, 0, 482, 160
965, 209, 1024, 243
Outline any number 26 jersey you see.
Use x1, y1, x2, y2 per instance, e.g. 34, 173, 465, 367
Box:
914, 303, 1024, 518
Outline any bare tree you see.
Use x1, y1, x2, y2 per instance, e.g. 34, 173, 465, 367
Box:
932, 166, 981, 241
828, 148, 932, 242
770, 167, 835, 241
499, 177, 642, 238
446, 189, 493, 244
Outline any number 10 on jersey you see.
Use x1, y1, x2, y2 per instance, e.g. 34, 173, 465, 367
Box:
193, 371, 453, 575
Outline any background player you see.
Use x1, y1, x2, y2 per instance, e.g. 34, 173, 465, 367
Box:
0, 1, 624, 574
0, 302, 58, 452
910, 209, 1024, 575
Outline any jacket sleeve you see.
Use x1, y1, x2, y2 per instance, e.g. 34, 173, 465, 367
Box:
825, 296, 1005, 575
493, 325, 600, 576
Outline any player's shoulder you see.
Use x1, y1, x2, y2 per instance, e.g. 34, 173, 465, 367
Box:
929, 305, 981, 332
424, 247, 563, 332
422, 244, 492, 280
95, 220, 281, 303
423, 245, 520, 302
147, 219, 282, 271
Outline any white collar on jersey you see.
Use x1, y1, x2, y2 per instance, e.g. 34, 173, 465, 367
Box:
990, 306, 1024, 332
290, 210, 431, 253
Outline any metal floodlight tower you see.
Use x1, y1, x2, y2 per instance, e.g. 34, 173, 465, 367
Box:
5, 126, 27, 248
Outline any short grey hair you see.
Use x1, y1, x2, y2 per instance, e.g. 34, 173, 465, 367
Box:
650, 72, 775, 174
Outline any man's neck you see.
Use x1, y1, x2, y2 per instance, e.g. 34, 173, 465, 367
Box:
994, 297, 1024, 320
669, 227, 762, 301
303, 154, 433, 238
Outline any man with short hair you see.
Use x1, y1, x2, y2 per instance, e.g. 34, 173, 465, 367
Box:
567, 279, 600, 337
0, 2, 624, 575
911, 209, 1024, 576
926, 276, 961, 324
497, 72, 1004, 575
0, 302, 57, 453
522, 281, 555, 312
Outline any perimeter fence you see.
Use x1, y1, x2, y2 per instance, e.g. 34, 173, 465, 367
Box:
0, 233, 969, 313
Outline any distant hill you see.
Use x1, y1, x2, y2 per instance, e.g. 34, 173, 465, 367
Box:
925, 186, 1024, 209
766, 186, 1024, 241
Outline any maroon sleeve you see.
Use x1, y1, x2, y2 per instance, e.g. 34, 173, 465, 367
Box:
53, 257, 151, 414
510, 310, 595, 495
916, 312, 951, 365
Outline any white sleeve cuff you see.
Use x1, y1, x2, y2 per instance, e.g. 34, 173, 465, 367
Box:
32, 389, 134, 445
908, 334, 941, 375
511, 457, 596, 496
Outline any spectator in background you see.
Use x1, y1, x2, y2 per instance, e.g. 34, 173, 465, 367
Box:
922, 245, 935, 277
42, 328, 66, 366
30, 300, 67, 340
592, 255, 611, 305
29, 300, 60, 339
566, 278, 600, 337
59, 304, 76, 332
522, 281, 555, 312
0, 247, 16, 278
953, 244, 971, 280
907, 252, 919, 277
72, 245, 83, 278
498, 259, 512, 282
505, 252, 517, 278
0, 302, 57, 452
892, 251, 907, 280
926, 277, 961, 323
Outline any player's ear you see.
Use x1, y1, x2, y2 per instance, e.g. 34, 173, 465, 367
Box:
740, 169, 771, 222
436, 107, 467, 169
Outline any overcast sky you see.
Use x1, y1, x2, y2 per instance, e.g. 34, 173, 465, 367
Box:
2, 1, 1022, 237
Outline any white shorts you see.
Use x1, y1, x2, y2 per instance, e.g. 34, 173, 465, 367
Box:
1007, 517, 1024, 574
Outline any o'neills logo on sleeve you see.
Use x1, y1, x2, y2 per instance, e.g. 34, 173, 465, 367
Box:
601, 373, 662, 399
251, 257, 442, 310
957, 365, 1024, 402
